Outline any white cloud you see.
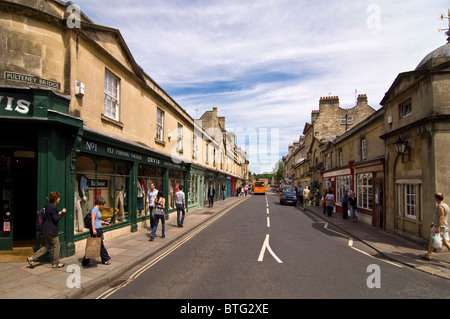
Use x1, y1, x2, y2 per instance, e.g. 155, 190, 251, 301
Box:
74, 0, 449, 173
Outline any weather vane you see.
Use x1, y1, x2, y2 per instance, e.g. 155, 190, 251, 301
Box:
439, 9, 450, 42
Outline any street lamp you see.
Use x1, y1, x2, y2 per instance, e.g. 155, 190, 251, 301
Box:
394, 136, 408, 155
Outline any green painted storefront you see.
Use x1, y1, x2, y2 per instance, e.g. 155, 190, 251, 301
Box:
0, 87, 193, 258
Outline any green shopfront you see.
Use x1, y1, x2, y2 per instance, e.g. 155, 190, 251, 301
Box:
73, 129, 190, 248
0, 87, 192, 258
0, 87, 82, 256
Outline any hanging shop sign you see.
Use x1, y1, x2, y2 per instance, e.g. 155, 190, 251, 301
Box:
4, 71, 61, 90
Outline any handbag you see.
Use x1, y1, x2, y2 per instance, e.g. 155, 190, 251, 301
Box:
85, 237, 102, 258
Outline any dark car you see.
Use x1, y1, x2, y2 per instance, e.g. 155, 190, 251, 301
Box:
279, 185, 297, 205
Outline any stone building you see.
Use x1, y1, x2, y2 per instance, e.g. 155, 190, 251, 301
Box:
284, 38, 450, 244
283, 94, 376, 194
321, 108, 385, 226
381, 38, 450, 241
0, 0, 248, 255
198, 107, 249, 201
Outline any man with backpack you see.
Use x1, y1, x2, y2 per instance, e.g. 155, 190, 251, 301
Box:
27, 191, 66, 269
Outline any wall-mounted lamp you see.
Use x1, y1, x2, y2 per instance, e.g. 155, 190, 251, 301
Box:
394, 136, 408, 155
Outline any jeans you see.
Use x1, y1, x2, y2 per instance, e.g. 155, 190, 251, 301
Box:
176, 203, 185, 226
148, 206, 155, 229
326, 206, 333, 217
150, 214, 165, 238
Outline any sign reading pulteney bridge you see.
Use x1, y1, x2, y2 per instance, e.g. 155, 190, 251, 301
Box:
4, 71, 61, 90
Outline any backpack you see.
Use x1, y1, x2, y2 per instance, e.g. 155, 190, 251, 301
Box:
36, 207, 46, 232
83, 212, 92, 229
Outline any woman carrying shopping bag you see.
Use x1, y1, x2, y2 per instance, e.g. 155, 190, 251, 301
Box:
82, 196, 111, 266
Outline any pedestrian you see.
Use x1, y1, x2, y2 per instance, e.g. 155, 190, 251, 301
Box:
420, 192, 450, 260
303, 186, 311, 212
147, 183, 158, 229
175, 185, 186, 227
27, 191, 66, 269
82, 196, 111, 266
325, 189, 335, 217
322, 190, 327, 215
149, 191, 165, 241
342, 190, 349, 219
208, 184, 215, 207
222, 184, 226, 200
299, 186, 304, 206
349, 192, 358, 222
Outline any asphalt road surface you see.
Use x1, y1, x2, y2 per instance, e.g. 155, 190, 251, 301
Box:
92, 193, 450, 300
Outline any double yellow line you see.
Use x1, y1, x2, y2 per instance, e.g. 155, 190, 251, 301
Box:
97, 197, 250, 299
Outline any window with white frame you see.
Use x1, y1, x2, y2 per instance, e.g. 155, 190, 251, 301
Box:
340, 116, 353, 126
339, 149, 343, 167
399, 99, 412, 118
336, 176, 352, 203
404, 184, 417, 219
397, 183, 422, 220
361, 138, 367, 161
177, 123, 183, 152
205, 143, 209, 163
193, 134, 198, 160
104, 69, 120, 121
357, 173, 372, 210
156, 108, 164, 141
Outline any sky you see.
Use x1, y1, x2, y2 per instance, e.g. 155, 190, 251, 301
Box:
72, 0, 449, 174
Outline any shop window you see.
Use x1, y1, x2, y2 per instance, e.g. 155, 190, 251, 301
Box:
137, 164, 164, 217
74, 156, 95, 233
336, 176, 352, 203
74, 156, 130, 234
168, 170, 184, 211
357, 173, 373, 211
188, 174, 199, 207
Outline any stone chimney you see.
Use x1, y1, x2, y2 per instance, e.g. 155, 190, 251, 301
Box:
218, 116, 225, 130
319, 96, 340, 112
311, 110, 319, 124
356, 94, 368, 107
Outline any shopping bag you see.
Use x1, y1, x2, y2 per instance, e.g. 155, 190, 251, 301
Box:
85, 237, 102, 258
432, 233, 443, 249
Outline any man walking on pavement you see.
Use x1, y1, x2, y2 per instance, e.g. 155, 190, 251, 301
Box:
303, 186, 311, 212
147, 183, 158, 230
175, 185, 186, 227
208, 184, 215, 208
420, 192, 450, 260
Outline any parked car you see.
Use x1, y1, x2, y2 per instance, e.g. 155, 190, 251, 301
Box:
279, 185, 297, 205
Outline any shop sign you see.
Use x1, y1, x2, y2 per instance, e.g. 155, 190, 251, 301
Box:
4, 71, 61, 90
88, 178, 109, 188
82, 139, 185, 170
0, 93, 32, 117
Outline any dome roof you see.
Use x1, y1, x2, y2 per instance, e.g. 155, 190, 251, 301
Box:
416, 42, 450, 70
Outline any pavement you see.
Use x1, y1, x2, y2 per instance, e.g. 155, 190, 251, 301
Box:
0, 192, 449, 299
302, 201, 450, 281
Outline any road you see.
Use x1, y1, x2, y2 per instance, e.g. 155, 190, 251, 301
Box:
91, 193, 450, 299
